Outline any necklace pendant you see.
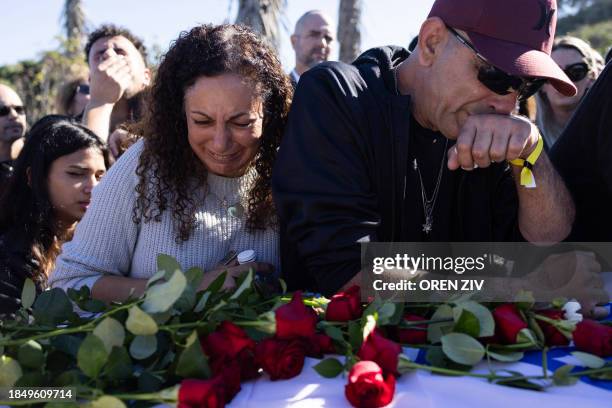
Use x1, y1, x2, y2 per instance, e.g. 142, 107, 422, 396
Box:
422, 217, 433, 234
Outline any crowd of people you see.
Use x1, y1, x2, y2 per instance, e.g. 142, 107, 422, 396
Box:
1, 0, 611, 317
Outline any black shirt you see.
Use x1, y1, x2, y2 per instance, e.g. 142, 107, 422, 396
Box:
273, 46, 521, 296
550, 63, 612, 241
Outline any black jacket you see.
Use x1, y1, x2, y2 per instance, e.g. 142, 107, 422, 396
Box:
0, 232, 41, 316
550, 63, 612, 241
272, 47, 519, 296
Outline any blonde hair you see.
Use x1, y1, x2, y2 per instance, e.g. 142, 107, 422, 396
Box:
536, 36, 604, 146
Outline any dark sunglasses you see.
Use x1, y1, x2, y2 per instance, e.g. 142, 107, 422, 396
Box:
76, 84, 90, 95
563, 62, 589, 83
447, 26, 546, 101
0, 105, 26, 117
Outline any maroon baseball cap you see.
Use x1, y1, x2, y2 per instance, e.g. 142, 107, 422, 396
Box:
428, 0, 577, 96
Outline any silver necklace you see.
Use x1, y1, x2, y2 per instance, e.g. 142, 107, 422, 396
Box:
413, 138, 448, 234
394, 65, 447, 234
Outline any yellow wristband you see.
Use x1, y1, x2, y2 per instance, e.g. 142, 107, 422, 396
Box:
509, 133, 544, 188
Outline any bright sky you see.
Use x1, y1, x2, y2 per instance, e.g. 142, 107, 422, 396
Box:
0, 0, 435, 71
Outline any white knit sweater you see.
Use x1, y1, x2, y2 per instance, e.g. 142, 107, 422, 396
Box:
49, 139, 279, 291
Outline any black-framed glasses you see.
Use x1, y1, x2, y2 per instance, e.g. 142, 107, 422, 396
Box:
76, 84, 90, 95
446, 25, 546, 101
563, 62, 589, 83
0, 105, 25, 117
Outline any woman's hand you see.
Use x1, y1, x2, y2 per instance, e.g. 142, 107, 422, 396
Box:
197, 261, 274, 292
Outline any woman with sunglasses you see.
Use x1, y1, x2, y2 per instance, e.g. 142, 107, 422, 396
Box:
0, 116, 109, 316
536, 36, 604, 148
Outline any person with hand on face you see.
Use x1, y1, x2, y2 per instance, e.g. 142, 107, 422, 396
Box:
273, 0, 585, 298
536, 36, 604, 148
289, 10, 335, 87
82, 24, 151, 157
0, 116, 109, 315
50, 25, 292, 304
0, 84, 27, 191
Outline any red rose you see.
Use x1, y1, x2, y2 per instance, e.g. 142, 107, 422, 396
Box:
326, 285, 362, 321
492, 304, 528, 344
275, 291, 317, 340
345, 361, 395, 408
218, 362, 242, 402
536, 310, 570, 347
255, 338, 307, 380
397, 314, 427, 344
178, 378, 225, 408
573, 319, 612, 357
306, 333, 336, 357
358, 330, 402, 376
200, 321, 258, 380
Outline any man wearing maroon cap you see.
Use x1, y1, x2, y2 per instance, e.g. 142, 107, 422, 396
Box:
273, 0, 577, 295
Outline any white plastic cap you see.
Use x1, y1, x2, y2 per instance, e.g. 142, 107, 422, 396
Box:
237, 249, 256, 264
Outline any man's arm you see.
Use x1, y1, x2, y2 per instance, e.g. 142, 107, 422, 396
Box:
272, 64, 378, 296
511, 149, 574, 242
83, 55, 132, 142
448, 114, 574, 242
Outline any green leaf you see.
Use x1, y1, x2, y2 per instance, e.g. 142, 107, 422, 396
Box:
15, 371, 47, 387
175, 331, 211, 379
77, 334, 108, 378
453, 301, 494, 337
313, 358, 344, 378
570, 351, 605, 369
279, 278, 287, 294
157, 253, 182, 277
138, 371, 164, 392
377, 303, 397, 326
104, 347, 132, 381
229, 270, 253, 300
206, 271, 227, 294
185, 267, 205, 288
495, 377, 544, 391
553, 364, 578, 386
174, 285, 197, 313
516, 328, 538, 346
142, 269, 187, 314
54, 370, 81, 387
0, 356, 23, 387
21, 278, 36, 309
453, 309, 480, 338
126, 305, 159, 336
194, 291, 211, 313
324, 325, 344, 342
17, 340, 45, 369
588, 370, 612, 380
146, 270, 167, 288
514, 290, 535, 310
50, 335, 82, 358
129, 335, 157, 360
33, 288, 73, 326
88, 395, 126, 408
348, 320, 362, 351
427, 304, 454, 344
441, 333, 485, 366
486, 350, 524, 362
93, 317, 126, 354
82, 299, 106, 313
425, 347, 471, 373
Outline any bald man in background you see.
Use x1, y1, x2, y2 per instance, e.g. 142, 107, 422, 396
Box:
290, 10, 335, 87
0, 84, 26, 190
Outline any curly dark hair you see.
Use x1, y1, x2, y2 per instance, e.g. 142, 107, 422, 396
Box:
85, 24, 148, 65
132, 24, 292, 242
